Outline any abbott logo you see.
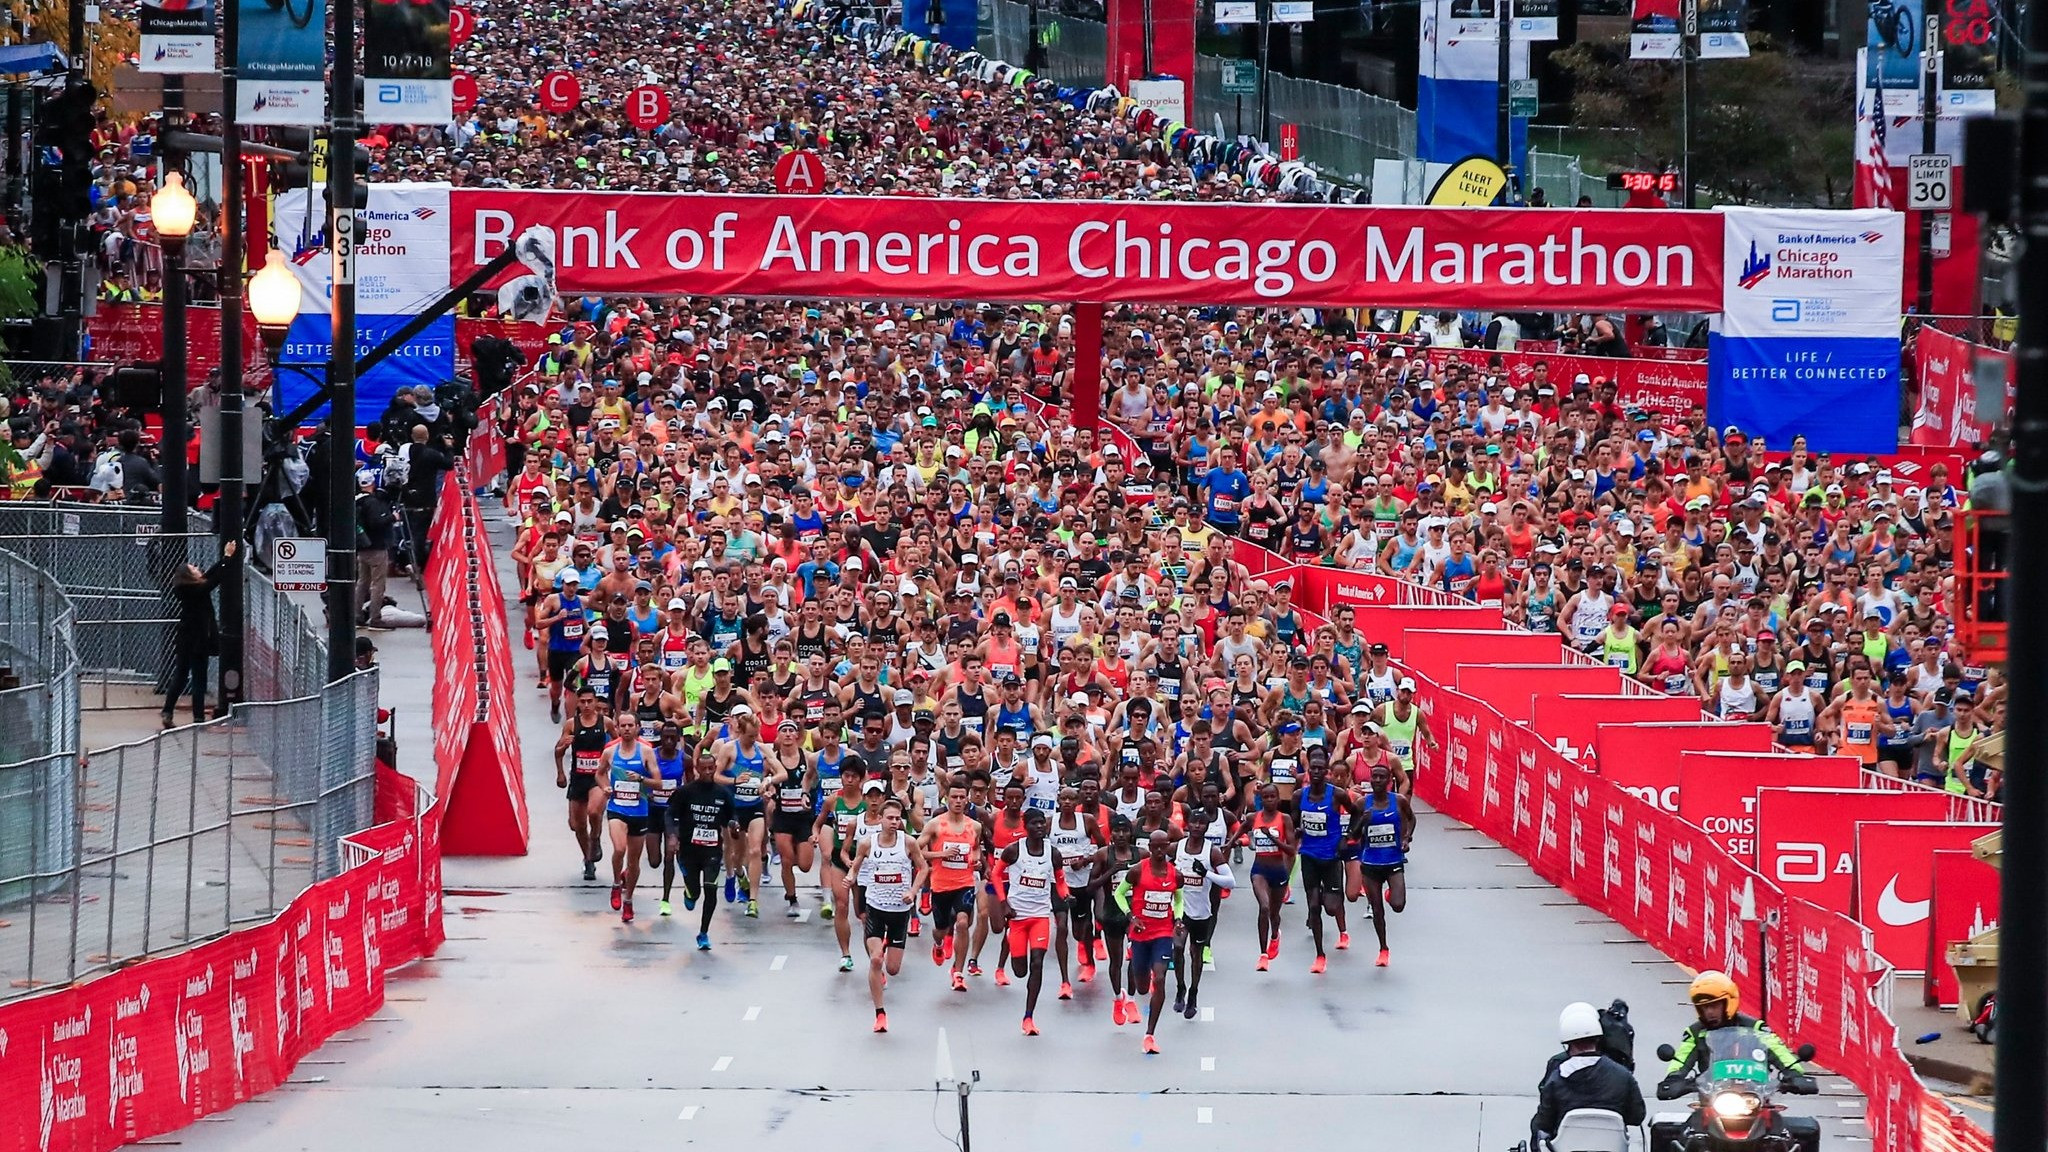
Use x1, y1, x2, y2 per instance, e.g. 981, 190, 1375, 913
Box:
1771, 299, 1801, 322
1774, 842, 1826, 883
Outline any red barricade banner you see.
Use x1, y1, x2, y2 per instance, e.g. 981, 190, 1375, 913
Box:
1676, 752, 1864, 861
1530, 693, 1703, 761
1419, 345, 1708, 426
1589, 721, 1775, 803
1910, 326, 2012, 448
84, 303, 262, 381
1851, 821, 2000, 975
1925, 849, 2000, 1009
1757, 446, 1972, 493
1456, 663, 1621, 723
1285, 565, 1416, 614
428, 466, 531, 856
450, 192, 1728, 310
1402, 628, 1563, 685
1356, 603, 1504, 658
1755, 788, 1951, 915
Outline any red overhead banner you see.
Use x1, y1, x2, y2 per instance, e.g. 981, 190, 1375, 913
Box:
448, 191, 1727, 310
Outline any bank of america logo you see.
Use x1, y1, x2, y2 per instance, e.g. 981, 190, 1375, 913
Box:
413, 207, 436, 220
1860, 231, 1884, 243
1738, 240, 1771, 290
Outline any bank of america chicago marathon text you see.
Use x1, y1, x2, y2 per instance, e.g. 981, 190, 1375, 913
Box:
469, 211, 1707, 298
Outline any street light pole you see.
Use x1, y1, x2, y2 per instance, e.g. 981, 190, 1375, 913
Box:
217, 0, 248, 710
150, 172, 197, 534
1916, 10, 1939, 317
326, 0, 360, 683
1679, 0, 1697, 208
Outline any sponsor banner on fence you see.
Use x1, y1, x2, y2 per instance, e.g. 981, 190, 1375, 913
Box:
1675, 752, 1864, 860
1588, 721, 1775, 808
85, 304, 261, 381
139, 0, 215, 72
1754, 787, 1949, 914
237, 0, 327, 125
1852, 820, 1999, 975
1910, 325, 2012, 447
1926, 848, 1999, 1007
1418, 345, 1707, 425
447, 191, 1728, 311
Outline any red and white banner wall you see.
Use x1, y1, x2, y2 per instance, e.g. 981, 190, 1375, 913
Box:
1909, 325, 2013, 448
0, 787, 444, 1152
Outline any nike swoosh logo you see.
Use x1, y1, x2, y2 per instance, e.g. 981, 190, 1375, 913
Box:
1877, 876, 1931, 927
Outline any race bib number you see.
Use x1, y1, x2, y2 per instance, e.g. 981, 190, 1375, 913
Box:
1367, 823, 1397, 849
1302, 811, 1328, 837
942, 843, 971, 869
563, 621, 585, 638
691, 826, 720, 846
1141, 890, 1173, 918
1847, 723, 1873, 743
613, 779, 641, 803
1018, 873, 1047, 889
736, 778, 761, 800
574, 754, 601, 774
1607, 653, 1631, 668
875, 871, 906, 886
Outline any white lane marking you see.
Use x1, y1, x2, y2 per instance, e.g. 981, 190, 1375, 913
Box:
1200, 1056, 1216, 1072
795, 909, 812, 923
1199, 1006, 1216, 1022
712, 1056, 733, 1073
743, 1006, 762, 1021
678, 1107, 700, 1120
1196, 1107, 1214, 1124
1837, 1101, 1862, 1110
770, 955, 788, 971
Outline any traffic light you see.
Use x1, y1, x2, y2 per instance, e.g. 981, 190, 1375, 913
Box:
30, 81, 96, 258
107, 363, 164, 414
275, 136, 372, 211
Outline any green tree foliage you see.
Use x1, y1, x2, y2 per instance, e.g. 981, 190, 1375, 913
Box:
1552, 38, 1856, 207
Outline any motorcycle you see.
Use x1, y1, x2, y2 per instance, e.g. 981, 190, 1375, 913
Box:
1649, 1027, 1821, 1152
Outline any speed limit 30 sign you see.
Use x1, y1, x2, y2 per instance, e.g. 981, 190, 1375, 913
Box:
1907, 153, 1952, 211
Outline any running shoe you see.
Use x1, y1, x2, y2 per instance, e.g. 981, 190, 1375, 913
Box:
1183, 988, 1199, 1020
1267, 929, 1281, 958
785, 899, 801, 919
1257, 954, 1270, 972
745, 899, 759, 918
1337, 931, 1351, 951
1112, 998, 1128, 1026
908, 915, 921, 938
873, 1010, 889, 1034
933, 942, 947, 967
1078, 960, 1095, 983
1376, 948, 1390, 968
1058, 981, 1073, 1000
1172, 991, 1186, 1015
942, 936, 955, 964
582, 860, 597, 882
724, 876, 737, 903
1310, 954, 1328, 974
966, 959, 983, 977
610, 885, 623, 911
839, 954, 855, 973
820, 903, 836, 921
696, 932, 711, 951
658, 900, 672, 917
621, 901, 635, 923
1202, 945, 1214, 967
683, 888, 698, 912
919, 889, 932, 915
1094, 939, 1108, 962
551, 703, 562, 724
994, 966, 1011, 987
952, 972, 967, 992
1021, 1017, 1040, 1036
1142, 1035, 1160, 1055
737, 876, 751, 899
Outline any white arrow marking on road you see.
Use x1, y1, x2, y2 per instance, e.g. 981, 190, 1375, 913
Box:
743, 1006, 761, 1021
1197, 1107, 1214, 1124
770, 955, 788, 971
1200, 1006, 1215, 1022
679, 1107, 699, 1120
712, 1056, 733, 1072
1201, 1057, 1216, 1072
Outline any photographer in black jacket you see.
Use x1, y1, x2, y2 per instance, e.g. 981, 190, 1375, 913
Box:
1530, 1003, 1645, 1150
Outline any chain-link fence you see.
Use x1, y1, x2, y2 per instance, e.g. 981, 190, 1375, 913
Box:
1909, 313, 2015, 351
1525, 151, 1627, 208
245, 566, 328, 704
0, 671, 379, 997
0, 552, 82, 913
1190, 57, 1415, 186
981, 0, 1109, 86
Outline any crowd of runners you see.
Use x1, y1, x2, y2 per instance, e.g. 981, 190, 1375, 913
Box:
400, 0, 2012, 1048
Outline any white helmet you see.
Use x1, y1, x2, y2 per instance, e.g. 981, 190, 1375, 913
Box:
1559, 1002, 1603, 1045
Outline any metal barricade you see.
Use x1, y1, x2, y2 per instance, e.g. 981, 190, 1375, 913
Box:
0, 551, 82, 913
0, 670, 379, 998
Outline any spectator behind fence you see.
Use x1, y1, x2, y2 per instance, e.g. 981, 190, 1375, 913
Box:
164, 539, 238, 728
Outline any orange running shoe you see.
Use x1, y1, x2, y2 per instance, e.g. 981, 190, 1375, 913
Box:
873, 1011, 889, 1033
1021, 1017, 1040, 1036
1337, 931, 1351, 951
952, 972, 967, 992
1112, 998, 1128, 1026
1142, 1035, 1160, 1055
1058, 981, 1073, 1000
610, 885, 623, 910
1376, 948, 1390, 967
994, 967, 1011, 987
1310, 954, 1328, 974
1256, 954, 1270, 972
1078, 960, 1095, 983
1094, 939, 1108, 962
621, 900, 634, 923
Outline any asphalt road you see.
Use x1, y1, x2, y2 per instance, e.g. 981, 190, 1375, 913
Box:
168, 514, 1875, 1152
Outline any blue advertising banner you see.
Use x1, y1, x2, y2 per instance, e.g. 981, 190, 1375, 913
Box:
275, 314, 457, 425
139, 0, 215, 73
237, 0, 327, 126
1708, 207, 1906, 454
1865, 0, 1926, 91
1418, 0, 1529, 169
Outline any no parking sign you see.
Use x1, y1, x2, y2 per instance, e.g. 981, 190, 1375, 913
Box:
273, 537, 328, 592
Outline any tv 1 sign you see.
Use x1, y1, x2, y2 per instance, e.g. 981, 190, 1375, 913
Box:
1675, 752, 1862, 862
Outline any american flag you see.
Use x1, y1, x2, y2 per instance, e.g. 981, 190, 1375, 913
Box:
1864, 89, 1896, 210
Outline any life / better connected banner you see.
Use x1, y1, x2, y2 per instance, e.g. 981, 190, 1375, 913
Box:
446, 191, 1727, 311
1707, 207, 1906, 453
237, 0, 328, 125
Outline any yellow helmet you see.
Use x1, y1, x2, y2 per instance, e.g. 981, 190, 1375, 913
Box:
1688, 971, 1740, 1018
